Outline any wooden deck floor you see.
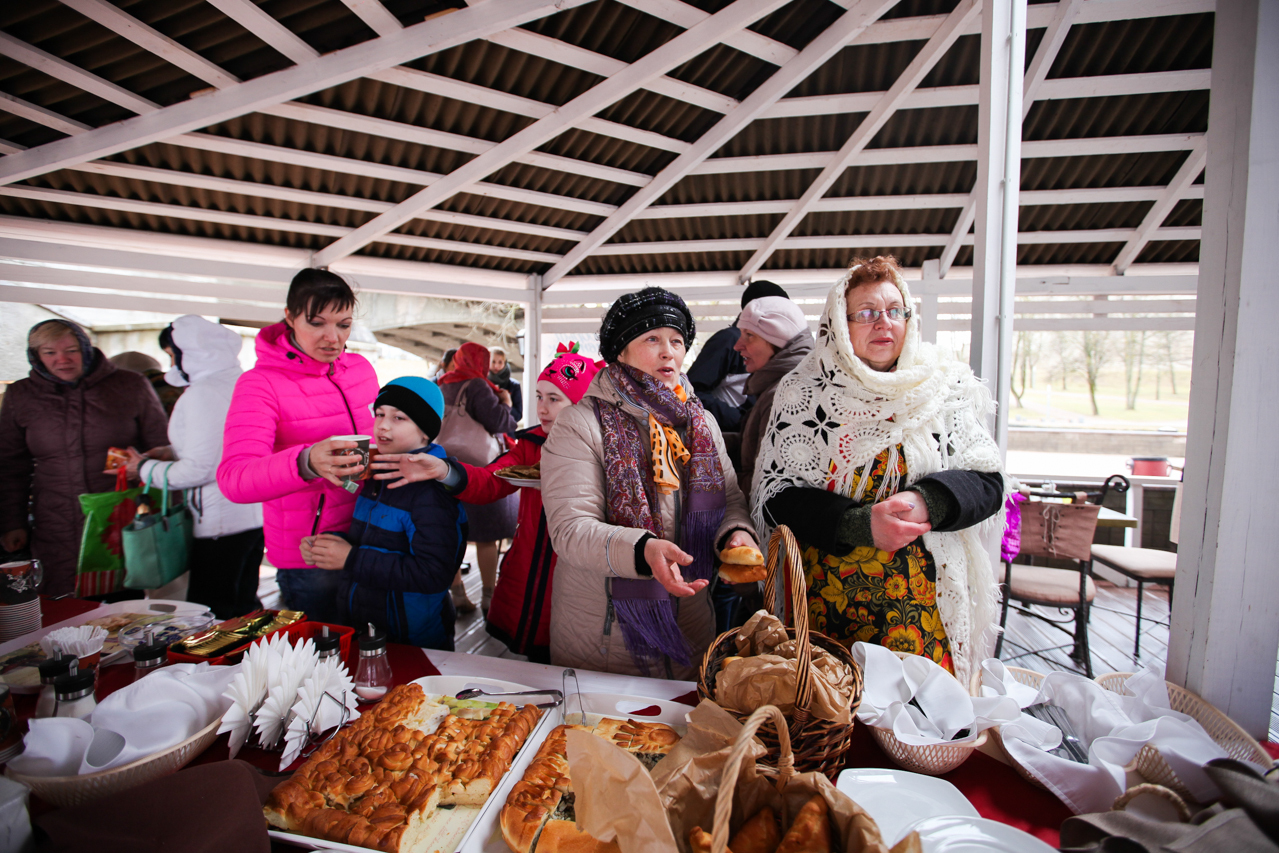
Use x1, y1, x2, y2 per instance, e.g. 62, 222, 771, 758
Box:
259, 556, 1279, 740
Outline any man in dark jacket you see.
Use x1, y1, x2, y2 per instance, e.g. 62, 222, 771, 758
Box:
0, 320, 169, 596
687, 280, 789, 432
303, 377, 466, 650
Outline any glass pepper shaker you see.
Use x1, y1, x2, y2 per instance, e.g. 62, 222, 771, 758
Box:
53, 660, 97, 720
35, 655, 74, 719
354, 623, 390, 703
315, 625, 341, 663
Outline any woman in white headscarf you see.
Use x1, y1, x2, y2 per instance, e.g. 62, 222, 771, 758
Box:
752, 257, 1005, 687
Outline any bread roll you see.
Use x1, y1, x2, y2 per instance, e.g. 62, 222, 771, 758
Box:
719, 546, 764, 565
730, 806, 780, 853
775, 795, 830, 853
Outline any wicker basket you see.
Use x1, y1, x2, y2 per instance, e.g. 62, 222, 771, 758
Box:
869, 726, 987, 776
1095, 671, 1275, 802
5, 715, 223, 807
866, 651, 986, 775
987, 666, 1049, 789
698, 525, 863, 779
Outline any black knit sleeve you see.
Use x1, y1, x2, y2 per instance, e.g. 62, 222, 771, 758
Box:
912, 470, 1004, 532
763, 486, 861, 555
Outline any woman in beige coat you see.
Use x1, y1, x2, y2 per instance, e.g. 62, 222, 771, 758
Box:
541, 288, 759, 678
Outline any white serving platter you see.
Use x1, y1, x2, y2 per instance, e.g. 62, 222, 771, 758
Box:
906, 815, 1058, 853
836, 768, 979, 846
0, 599, 211, 692
461, 691, 690, 853
495, 475, 540, 490
267, 674, 560, 853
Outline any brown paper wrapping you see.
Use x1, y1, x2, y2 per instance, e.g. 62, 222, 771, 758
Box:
716, 614, 855, 726
568, 700, 918, 853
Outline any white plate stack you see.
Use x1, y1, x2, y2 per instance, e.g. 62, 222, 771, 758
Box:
0, 598, 42, 643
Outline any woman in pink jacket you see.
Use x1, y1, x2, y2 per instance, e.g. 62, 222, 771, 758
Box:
217, 270, 379, 623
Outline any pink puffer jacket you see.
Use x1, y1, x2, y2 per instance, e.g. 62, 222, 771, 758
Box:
217, 322, 378, 570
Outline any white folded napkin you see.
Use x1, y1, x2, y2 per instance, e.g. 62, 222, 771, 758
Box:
8, 663, 236, 777
852, 643, 1022, 745
219, 637, 274, 759
983, 663, 1229, 814
280, 655, 360, 769
6, 718, 95, 777
255, 636, 319, 751
39, 626, 107, 660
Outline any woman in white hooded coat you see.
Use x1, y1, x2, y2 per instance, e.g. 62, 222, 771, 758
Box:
130, 316, 264, 617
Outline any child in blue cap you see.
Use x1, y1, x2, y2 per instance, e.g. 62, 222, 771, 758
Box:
300, 376, 466, 650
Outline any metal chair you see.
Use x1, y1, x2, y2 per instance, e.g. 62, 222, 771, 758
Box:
1089, 543, 1176, 659
994, 477, 1129, 677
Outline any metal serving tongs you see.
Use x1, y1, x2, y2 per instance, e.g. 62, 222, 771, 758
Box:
562, 668, 585, 725
454, 687, 565, 709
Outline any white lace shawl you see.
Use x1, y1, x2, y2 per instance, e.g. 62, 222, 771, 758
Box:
751, 269, 1006, 687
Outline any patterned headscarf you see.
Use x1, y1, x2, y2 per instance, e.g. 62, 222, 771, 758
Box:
593, 362, 726, 672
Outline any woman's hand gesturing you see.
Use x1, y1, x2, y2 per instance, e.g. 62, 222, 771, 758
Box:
307, 438, 364, 487
644, 538, 707, 597
870, 491, 930, 552
372, 453, 449, 489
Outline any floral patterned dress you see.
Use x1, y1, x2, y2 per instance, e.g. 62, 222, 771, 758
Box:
802, 444, 954, 673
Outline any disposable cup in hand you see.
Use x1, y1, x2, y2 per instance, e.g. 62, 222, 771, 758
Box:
331, 435, 371, 494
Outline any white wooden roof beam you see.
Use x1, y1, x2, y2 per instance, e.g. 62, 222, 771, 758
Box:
0, 92, 92, 135
1112, 140, 1207, 273
0, 32, 160, 115
540, 0, 903, 286
311, 0, 795, 267
739, 0, 983, 279
57, 0, 241, 88
0, 0, 591, 186
257, 101, 652, 186
763, 69, 1212, 118
337, 0, 402, 37
0, 185, 567, 264
615, 0, 799, 66
203, 0, 320, 64
0, 282, 283, 322
485, 29, 738, 115
939, 0, 1080, 275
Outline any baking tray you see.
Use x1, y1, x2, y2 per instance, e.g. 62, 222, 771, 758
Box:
461, 691, 691, 853
267, 674, 560, 853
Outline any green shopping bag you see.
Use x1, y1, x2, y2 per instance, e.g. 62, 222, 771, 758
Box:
123, 465, 192, 590
76, 468, 140, 597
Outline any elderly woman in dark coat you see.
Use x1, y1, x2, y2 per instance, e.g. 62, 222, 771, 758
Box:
0, 319, 169, 596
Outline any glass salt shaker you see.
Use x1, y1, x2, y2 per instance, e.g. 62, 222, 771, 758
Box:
131, 641, 169, 682
315, 625, 341, 663
53, 660, 97, 720
354, 623, 390, 703
35, 655, 74, 719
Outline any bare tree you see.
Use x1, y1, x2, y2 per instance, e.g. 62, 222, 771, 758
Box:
1052, 331, 1076, 391
1078, 331, 1111, 416
1122, 330, 1148, 410
1161, 331, 1180, 396
1009, 331, 1040, 408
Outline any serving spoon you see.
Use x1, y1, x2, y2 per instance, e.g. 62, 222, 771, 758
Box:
454, 688, 564, 708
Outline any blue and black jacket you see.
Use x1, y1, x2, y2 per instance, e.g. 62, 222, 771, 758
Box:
336, 444, 469, 650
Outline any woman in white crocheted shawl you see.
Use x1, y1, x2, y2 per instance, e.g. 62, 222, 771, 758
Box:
752, 257, 1005, 687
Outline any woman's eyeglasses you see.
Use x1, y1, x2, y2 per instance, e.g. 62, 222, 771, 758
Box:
847, 307, 911, 324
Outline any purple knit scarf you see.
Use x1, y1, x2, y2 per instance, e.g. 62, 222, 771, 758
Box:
595, 362, 726, 673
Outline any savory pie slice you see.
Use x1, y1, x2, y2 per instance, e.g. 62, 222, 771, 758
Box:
499, 720, 683, 853
590, 718, 681, 768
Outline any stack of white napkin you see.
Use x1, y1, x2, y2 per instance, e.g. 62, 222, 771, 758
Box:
218, 633, 358, 769
852, 643, 1027, 744
39, 625, 107, 660
7, 663, 238, 777
983, 661, 1229, 813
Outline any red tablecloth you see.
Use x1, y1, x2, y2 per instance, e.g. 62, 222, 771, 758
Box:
41, 595, 1255, 848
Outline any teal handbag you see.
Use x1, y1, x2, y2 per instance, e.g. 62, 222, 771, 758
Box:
122, 465, 192, 590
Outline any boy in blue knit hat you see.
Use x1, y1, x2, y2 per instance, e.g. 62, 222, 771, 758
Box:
301, 376, 468, 650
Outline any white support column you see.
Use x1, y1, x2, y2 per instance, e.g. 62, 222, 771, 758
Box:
919, 258, 940, 344
1166, 0, 1279, 738
969, 0, 1025, 453
523, 276, 544, 425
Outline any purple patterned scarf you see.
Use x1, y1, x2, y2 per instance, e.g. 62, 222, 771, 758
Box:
594, 362, 727, 672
